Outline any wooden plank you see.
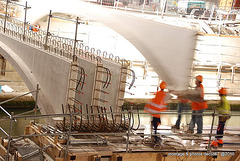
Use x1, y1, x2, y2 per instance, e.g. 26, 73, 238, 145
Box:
156, 153, 163, 161
55, 157, 64, 161
111, 154, 120, 161
89, 155, 101, 161
229, 150, 240, 161
117, 153, 159, 161
0, 144, 12, 161
54, 135, 58, 144
24, 126, 30, 135
14, 151, 22, 161
0, 144, 7, 157
206, 156, 212, 161
75, 156, 88, 161
3, 139, 8, 148
26, 124, 64, 159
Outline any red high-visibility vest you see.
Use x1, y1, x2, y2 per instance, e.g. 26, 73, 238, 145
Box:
144, 90, 167, 118
191, 84, 208, 110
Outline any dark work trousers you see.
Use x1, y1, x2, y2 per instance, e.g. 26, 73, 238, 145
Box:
189, 109, 205, 134
152, 117, 161, 141
175, 102, 190, 127
216, 119, 226, 139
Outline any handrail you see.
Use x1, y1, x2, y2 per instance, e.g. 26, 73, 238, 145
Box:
0, 107, 239, 160
0, 12, 126, 65
0, 127, 9, 137
2, 110, 239, 119
0, 105, 11, 118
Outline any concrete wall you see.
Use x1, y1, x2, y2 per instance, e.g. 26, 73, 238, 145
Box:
0, 32, 126, 116
74, 58, 123, 114
100, 59, 122, 111
74, 58, 96, 114
0, 33, 71, 114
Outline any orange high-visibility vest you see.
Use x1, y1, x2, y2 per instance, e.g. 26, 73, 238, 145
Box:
144, 90, 167, 118
33, 25, 39, 32
191, 84, 208, 110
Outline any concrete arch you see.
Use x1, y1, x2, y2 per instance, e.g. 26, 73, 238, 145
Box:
0, 41, 54, 114
0, 33, 71, 115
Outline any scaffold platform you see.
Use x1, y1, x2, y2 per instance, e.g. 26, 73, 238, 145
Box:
1, 123, 240, 161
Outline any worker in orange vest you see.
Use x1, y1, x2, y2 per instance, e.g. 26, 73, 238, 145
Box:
144, 81, 171, 143
28, 24, 40, 32
32, 24, 40, 32
187, 75, 208, 134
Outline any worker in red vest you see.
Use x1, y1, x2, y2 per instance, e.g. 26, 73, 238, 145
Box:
144, 81, 171, 143
187, 75, 208, 134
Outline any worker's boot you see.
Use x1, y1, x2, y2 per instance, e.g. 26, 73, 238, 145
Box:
217, 139, 223, 147
171, 125, 180, 129
155, 136, 162, 145
210, 139, 218, 148
186, 129, 194, 134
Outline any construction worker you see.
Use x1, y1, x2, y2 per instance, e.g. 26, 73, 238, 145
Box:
187, 75, 208, 134
144, 81, 171, 143
171, 97, 190, 129
28, 25, 33, 31
32, 24, 40, 32
211, 87, 231, 148
28, 24, 40, 32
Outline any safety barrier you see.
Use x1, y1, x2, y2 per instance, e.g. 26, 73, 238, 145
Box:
0, 1, 130, 67
0, 85, 40, 161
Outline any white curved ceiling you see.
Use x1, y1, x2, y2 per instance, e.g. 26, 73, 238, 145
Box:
27, 0, 197, 90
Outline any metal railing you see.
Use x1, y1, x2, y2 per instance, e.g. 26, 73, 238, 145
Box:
0, 0, 131, 67
0, 104, 240, 160
88, 0, 240, 20
0, 85, 40, 161
0, 5, 131, 75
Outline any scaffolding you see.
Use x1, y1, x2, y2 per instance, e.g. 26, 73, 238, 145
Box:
0, 88, 240, 160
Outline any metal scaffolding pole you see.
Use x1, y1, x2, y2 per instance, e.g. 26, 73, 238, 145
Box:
207, 109, 216, 152
64, 111, 73, 161
3, 0, 9, 33
44, 10, 52, 50
6, 112, 14, 161
73, 17, 79, 62
23, 1, 28, 41
126, 107, 132, 152
34, 84, 40, 123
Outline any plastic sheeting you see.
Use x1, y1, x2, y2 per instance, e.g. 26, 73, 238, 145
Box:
28, 0, 197, 90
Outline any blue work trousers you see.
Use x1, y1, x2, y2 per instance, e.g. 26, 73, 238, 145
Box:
175, 102, 190, 127
189, 109, 205, 134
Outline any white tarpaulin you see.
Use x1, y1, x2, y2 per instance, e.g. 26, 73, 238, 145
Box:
28, 0, 197, 90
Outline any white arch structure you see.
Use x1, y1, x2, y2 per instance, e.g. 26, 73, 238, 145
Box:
28, 0, 197, 90
0, 32, 71, 114
0, 0, 197, 114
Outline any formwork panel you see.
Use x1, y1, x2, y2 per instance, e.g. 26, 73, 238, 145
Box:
74, 58, 97, 115
100, 59, 122, 110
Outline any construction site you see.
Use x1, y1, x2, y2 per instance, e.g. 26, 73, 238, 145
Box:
0, 0, 240, 160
